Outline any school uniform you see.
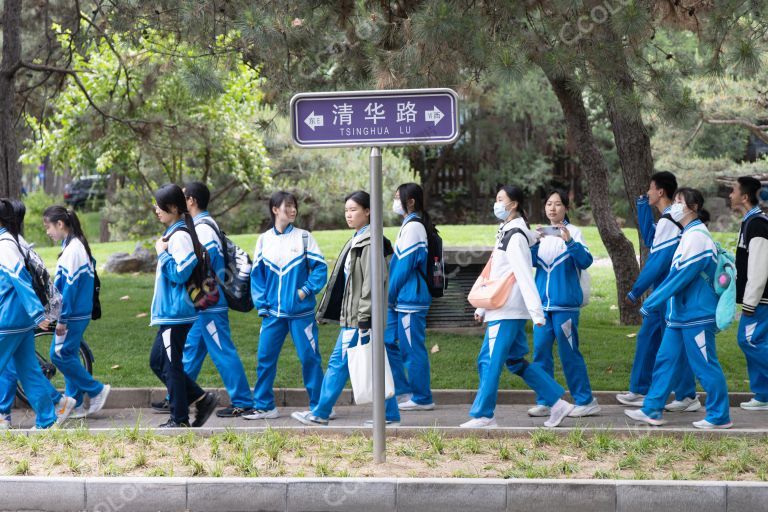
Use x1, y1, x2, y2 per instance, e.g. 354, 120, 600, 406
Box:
0, 229, 56, 428
626, 197, 696, 399
311, 226, 400, 421
640, 219, 731, 425
149, 220, 206, 425
251, 224, 327, 411
50, 237, 104, 408
531, 222, 595, 406
469, 218, 564, 419
385, 213, 432, 405
181, 212, 253, 410
0, 235, 62, 416
735, 207, 768, 401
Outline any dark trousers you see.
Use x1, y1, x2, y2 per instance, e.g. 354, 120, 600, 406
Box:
150, 324, 204, 424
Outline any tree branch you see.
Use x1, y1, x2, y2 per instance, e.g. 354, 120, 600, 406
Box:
212, 187, 250, 217
703, 117, 768, 144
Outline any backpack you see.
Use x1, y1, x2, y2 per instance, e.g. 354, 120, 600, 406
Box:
165, 227, 220, 311
198, 219, 254, 313
91, 263, 102, 320
690, 228, 736, 331
404, 217, 446, 298
20, 242, 63, 322
579, 269, 591, 307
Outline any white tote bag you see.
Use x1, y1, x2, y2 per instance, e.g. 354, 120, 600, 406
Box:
347, 335, 395, 405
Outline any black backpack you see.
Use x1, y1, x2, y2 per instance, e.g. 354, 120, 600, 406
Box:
404, 217, 446, 298
198, 219, 254, 313
164, 227, 220, 310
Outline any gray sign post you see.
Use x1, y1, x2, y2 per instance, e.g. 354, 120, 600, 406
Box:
290, 88, 459, 463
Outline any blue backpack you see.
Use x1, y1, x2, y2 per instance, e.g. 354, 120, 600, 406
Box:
691, 228, 736, 331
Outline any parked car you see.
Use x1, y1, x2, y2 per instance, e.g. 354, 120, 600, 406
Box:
63, 175, 108, 209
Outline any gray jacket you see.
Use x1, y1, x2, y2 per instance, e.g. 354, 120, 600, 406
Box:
316, 229, 391, 329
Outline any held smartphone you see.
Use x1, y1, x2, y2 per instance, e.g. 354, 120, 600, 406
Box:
538, 226, 562, 237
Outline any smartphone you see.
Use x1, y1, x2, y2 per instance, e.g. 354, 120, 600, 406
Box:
538, 226, 562, 236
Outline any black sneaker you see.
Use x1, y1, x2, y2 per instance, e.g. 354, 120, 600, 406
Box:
191, 392, 219, 427
215, 406, 253, 418
151, 398, 170, 413
157, 419, 189, 428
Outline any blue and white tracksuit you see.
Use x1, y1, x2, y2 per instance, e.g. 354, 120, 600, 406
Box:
0, 229, 56, 428
149, 221, 206, 425
469, 219, 565, 419
640, 220, 731, 425
0, 235, 61, 415
531, 223, 595, 406
50, 237, 103, 408
627, 197, 696, 400
181, 212, 253, 409
251, 224, 327, 411
385, 213, 432, 405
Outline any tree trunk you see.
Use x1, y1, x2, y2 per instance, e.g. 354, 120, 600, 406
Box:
591, 23, 654, 261
546, 72, 642, 325
100, 173, 117, 242
0, 0, 23, 199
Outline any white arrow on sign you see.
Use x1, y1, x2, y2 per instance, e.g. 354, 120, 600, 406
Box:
304, 111, 324, 131
425, 106, 444, 125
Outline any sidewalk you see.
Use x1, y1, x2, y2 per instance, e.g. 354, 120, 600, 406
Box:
8, 401, 768, 434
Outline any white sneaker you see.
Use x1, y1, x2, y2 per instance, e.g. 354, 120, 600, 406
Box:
527, 405, 551, 417
460, 417, 498, 428
665, 396, 702, 412
291, 410, 328, 426
329, 408, 338, 420
398, 399, 435, 411
740, 398, 768, 411
569, 398, 601, 417
0, 415, 9, 430
55, 396, 76, 425
88, 384, 111, 415
693, 419, 733, 429
544, 399, 574, 427
242, 408, 279, 420
363, 419, 401, 427
397, 393, 413, 404
616, 392, 645, 406
69, 405, 88, 419
624, 408, 666, 426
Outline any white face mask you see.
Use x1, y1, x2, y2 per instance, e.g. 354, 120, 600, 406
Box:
392, 199, 405, 216
493, 201, 509, 221
669, 202, 687, 222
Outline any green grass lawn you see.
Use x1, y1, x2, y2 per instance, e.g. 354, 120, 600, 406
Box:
30, 225, 750, 393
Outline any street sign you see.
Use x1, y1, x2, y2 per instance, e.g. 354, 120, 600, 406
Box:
290, 88, 459, 148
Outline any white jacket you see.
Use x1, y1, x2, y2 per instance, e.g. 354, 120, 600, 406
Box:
476, 217, 545, 325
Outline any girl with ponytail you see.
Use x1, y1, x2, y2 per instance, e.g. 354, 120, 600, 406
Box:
149, 184, 218, 428
43, 205, 110, 419
0, 199, 62, 429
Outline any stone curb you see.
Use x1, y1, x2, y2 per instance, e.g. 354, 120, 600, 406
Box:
16, 388, 755, 409
0, 477, 764, 512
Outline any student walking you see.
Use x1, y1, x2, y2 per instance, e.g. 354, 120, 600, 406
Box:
729, 177, 768, 410
245, 192, 327, 420
462, 186, 574, 429
42, 206, 110, 419
149, 184, 218, 428
529, 189, 599, 418
0, 200, 74, 428
617, 172, 698, 412
0, 199, 72, 430
292, 191, 402, 426
387, 183, 434, 412
179, 182, 254, 418
626, 188, 732, 429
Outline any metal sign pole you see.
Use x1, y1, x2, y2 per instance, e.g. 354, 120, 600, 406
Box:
369, 146, 386, 463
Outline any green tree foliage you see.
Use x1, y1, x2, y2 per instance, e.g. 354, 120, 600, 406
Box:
21, 26, 271, 239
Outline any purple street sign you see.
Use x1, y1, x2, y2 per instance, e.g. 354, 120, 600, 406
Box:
290, 88, 459, 148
